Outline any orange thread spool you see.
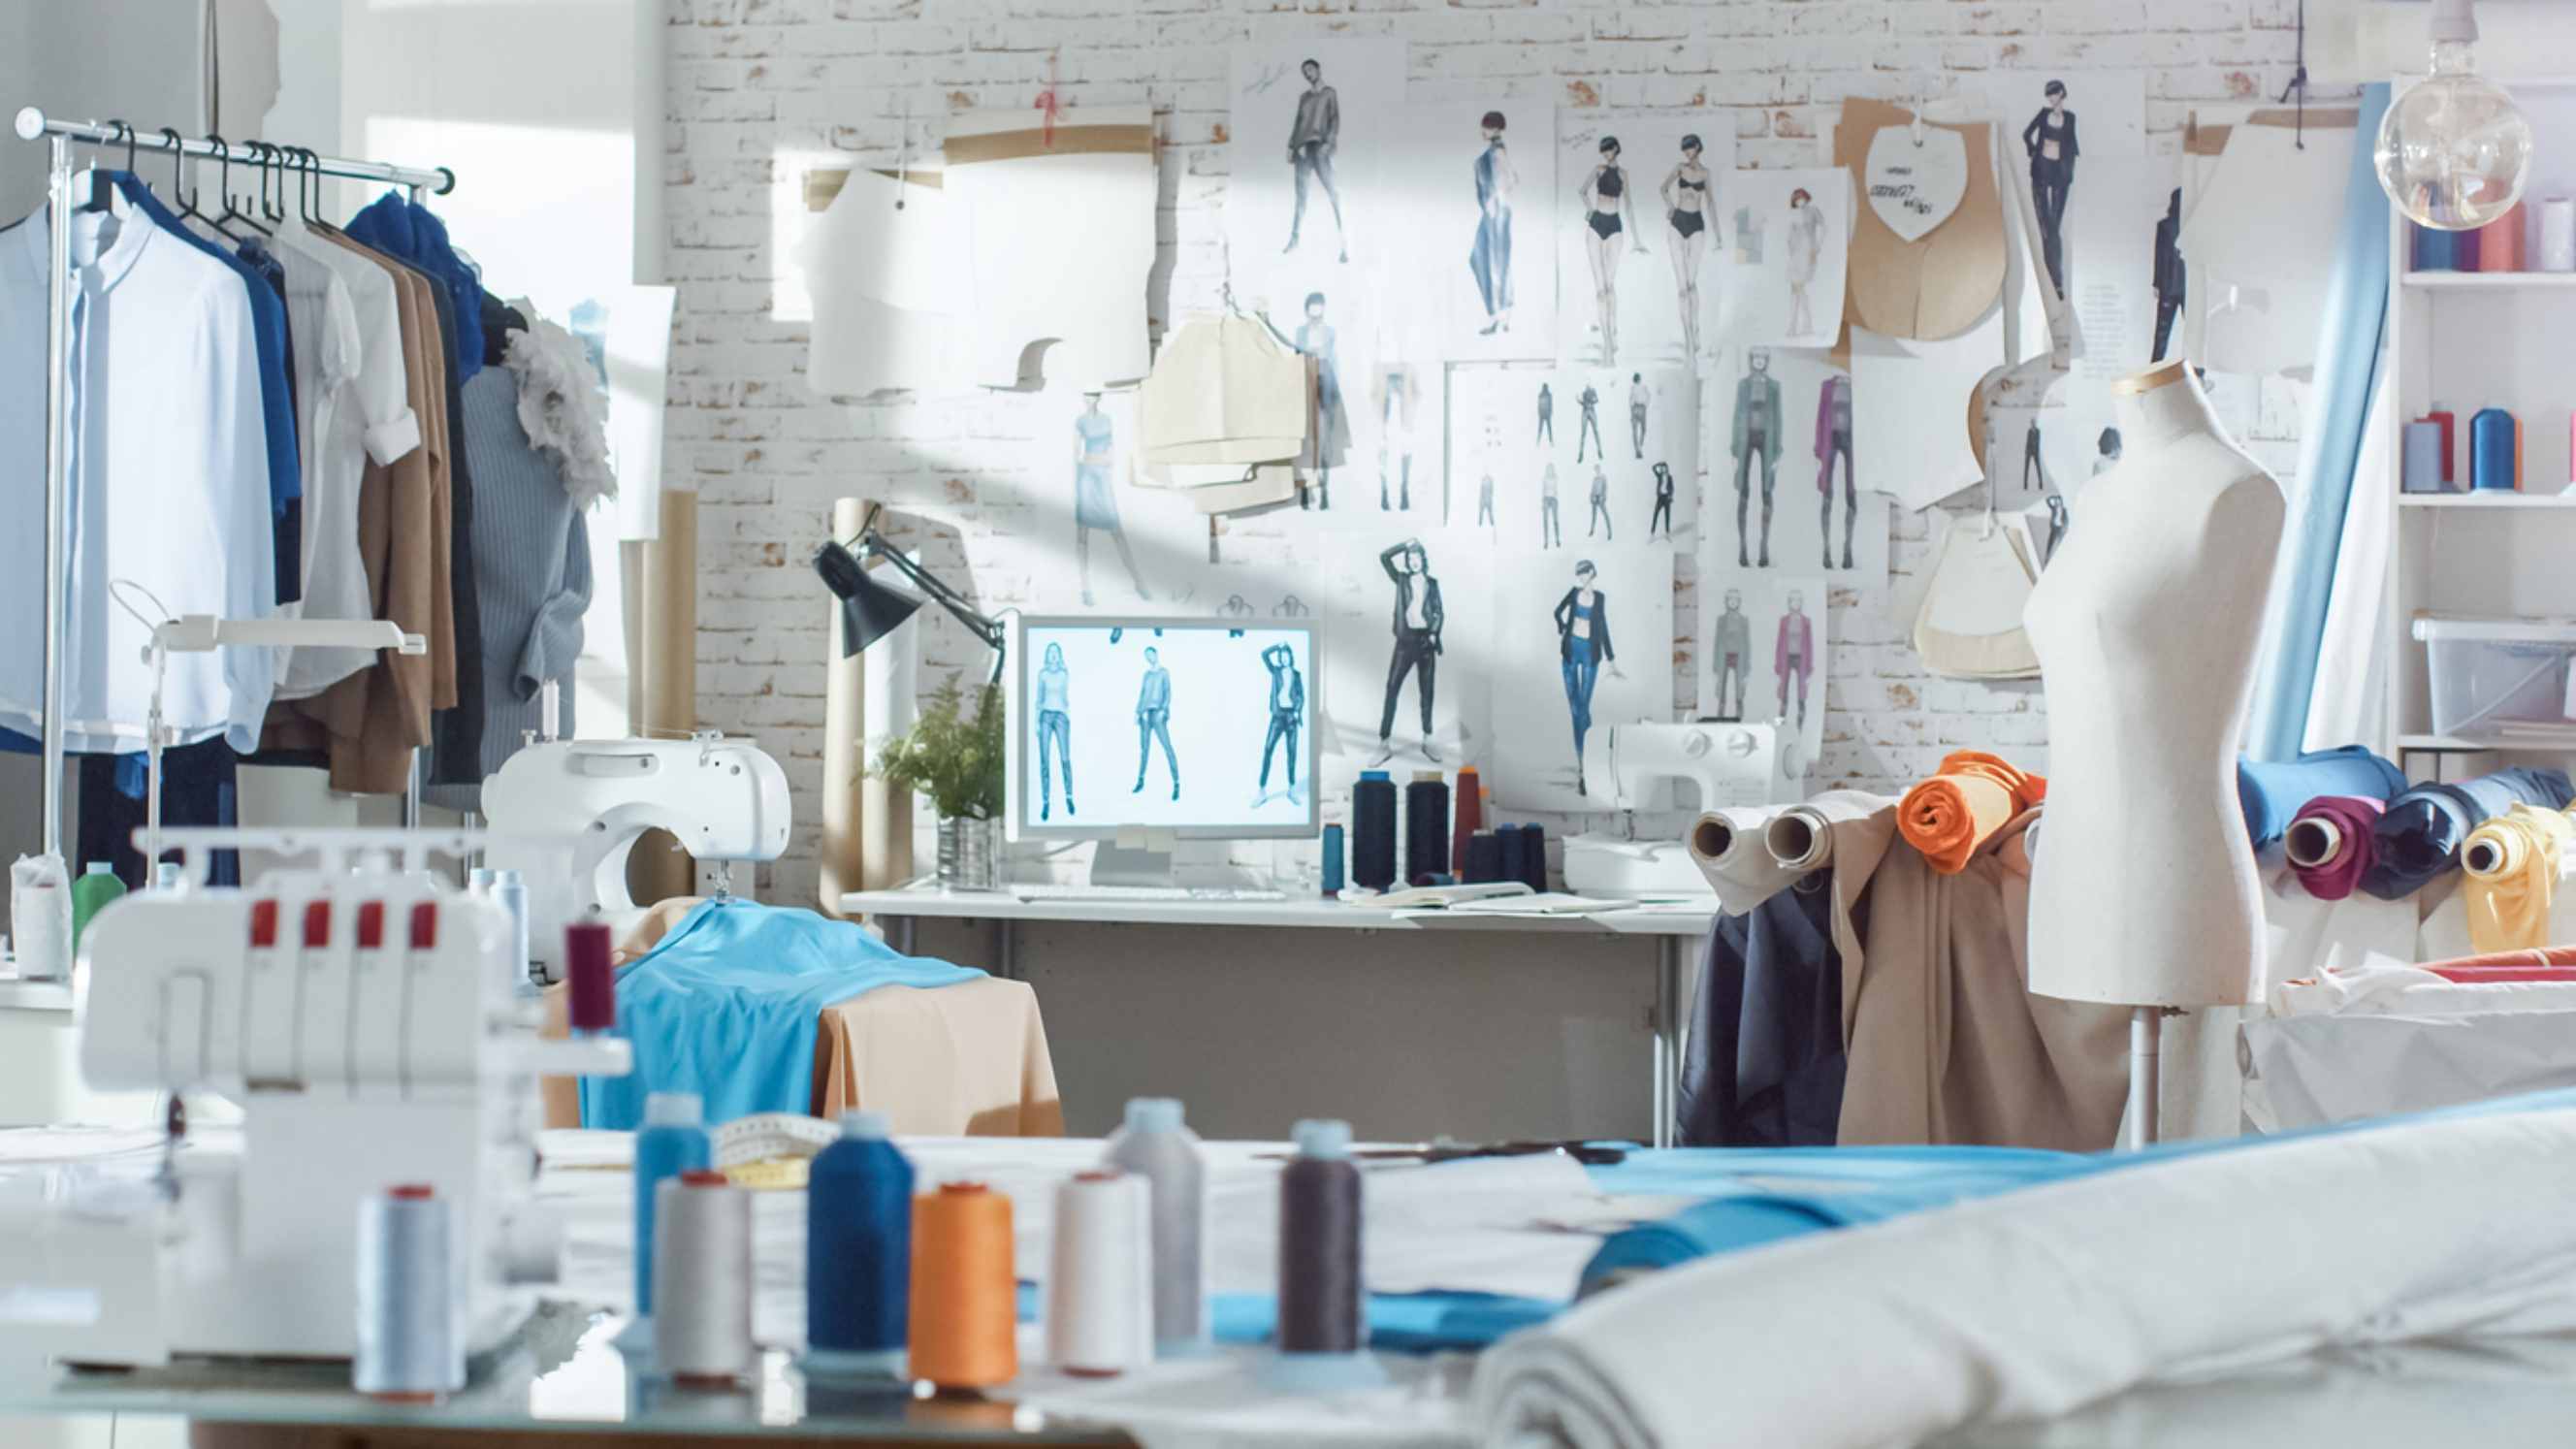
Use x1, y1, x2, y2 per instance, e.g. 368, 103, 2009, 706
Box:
909, 1182, 1017, 1390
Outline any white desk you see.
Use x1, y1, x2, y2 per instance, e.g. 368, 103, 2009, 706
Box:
839, 887, 1718, 1147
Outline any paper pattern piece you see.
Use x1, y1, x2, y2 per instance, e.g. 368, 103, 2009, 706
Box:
797, 168, 962, 402
1380, 102, 1560, 360
1852, 321, 2000, 510
1865, 125, 1966, 242
946, 107, 1156, 389
1697, 572, 1828, 783
1492, 547, 1676, 811
2180, 118, 2357, 379
1714, 169, 1852, 351
1557, 111, 1734, 368
1701, 347, 1890, 596
1446, 367, 1698, 546
1835, 99, 2006, 342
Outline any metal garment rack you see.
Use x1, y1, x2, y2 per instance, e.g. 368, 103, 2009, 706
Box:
10, 108, 454, 853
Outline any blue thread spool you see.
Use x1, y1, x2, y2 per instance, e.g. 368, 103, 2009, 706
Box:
1464, 830, 1502, 884
2401, 420, 2448, 494
1497, 824, 1529, 887
1351, 772, 1398, 890
634, 1092, 712, 1317
355, 1184, 464, 1400
805, 1109, 913, 1374
1320, 824, 1345, 896
2471, 406, 2519, 491
1516, 824, 1549, 891
2413, 223, 2461, 273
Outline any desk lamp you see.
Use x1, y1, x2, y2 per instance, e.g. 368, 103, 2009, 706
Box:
813, 503, 1007, 683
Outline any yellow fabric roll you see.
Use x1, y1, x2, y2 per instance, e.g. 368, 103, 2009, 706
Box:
2462, 804, 2576, 953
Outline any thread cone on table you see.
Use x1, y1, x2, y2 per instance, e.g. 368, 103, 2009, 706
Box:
1101, 1097, 1210, 1355
654, 1171, 756, 1385
1897, 751, 2046, 875
355, 1185, 463, 1401
2462, 805, 2576, 953
807, 1111, 913, 1362
1277, 1119, 1364, 1357
1046, 1171, 1153, 1375
911, 1182, 1018, 1389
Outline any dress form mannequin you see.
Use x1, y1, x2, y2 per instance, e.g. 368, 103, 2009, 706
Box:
2023, 360, 2285, 1145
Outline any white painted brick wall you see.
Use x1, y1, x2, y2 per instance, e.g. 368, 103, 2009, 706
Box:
662, 0, 2317, 905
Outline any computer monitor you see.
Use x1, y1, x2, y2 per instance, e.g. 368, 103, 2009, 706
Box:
1006, 617, 1320, 876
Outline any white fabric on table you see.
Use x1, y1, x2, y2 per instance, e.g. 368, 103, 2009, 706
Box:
2241, 1011, 2576, 1133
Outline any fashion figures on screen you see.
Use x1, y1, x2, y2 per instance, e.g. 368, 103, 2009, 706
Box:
1470, 112, 1517, 335
1257, 643, 1305, 803
1376, 539, 1444, 763
1478, 468, 1497, 528
1628, 372, 1650, 458
1650, 461, 1676, 539
1732, 348, 1784, 567
1660, 135, 1712, 356
1554, 561, 1621, 797
2152, 187, 2184, 361
1074, 393, 1150, 606
1134, 647, 1178, 798
1775, 590, 1814, 729
1285, 58, 1349, 262
2024, 80, 2078, 298
1295, 292, 1349, 509
2023, 418, 2049, 493
1541, 462, 1562, 548
1578, 135, 1644, 365
1816, 373, 1855, 570
1785, 187, 1826, 338
1711, 589, 1751, 722
1588, 465, 1613, 539
1037, 643, 1075, 821
1373, 361, 1418, 511
1537, 382, 1554, 445
1576, 383, 1604, 463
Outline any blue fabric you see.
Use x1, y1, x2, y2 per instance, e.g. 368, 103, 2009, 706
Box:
2246, 84, 2391, 762
578, 901, 982, 1130
2362, 767, 2576, 900
2236, 745, 2407, 849
344, 192, 485, 383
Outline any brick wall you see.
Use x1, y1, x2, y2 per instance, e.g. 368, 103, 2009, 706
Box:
661, 0, 2316, 905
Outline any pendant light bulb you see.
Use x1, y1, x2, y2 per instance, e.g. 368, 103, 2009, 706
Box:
2374, 0, 2534, 231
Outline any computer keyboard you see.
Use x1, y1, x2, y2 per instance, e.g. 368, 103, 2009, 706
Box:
1011, 884, 1290, 902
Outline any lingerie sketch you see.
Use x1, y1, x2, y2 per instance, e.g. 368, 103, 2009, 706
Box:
1815, 373, 1856, 570
1375, 539, 1444, 764
1134, 647, 1178, 798
2152, 188, 2184, 361
1785, 187, 1826, 338
1294, 292, 1349, 510
1731, 348, 1783, 567
1256, 643, 1306, 804
2024, 80, 2078, 298
1036, 642, 1075, 821
1710, 589, 1751, 722
1373, 361, 1419, 512
1470, 112, 1517, 335
1576, 383, 1604, 463
1577, 135, 1645, 365
1776, 590, 1814, 730
1587, 464, 1612, 539
1553, 561, 1621, 797
1540, 462, 1562, 548
1649, 461, 1675, 539
1074, 393, 1150, 606
1659, 134, 1712, 356
1627, 372, 1650, 458
1285, 58, 1349, 262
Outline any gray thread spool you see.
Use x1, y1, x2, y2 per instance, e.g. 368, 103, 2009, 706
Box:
355, 1184, 465, 1400
1101, 1097, 1209, 1354
492, 868, 531, 987
654, 1171, 756, 1385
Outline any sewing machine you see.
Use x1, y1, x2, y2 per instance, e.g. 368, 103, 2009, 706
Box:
0, 829, 627, 1368
480, 734, 791, 981
1563, 722, 1794, 899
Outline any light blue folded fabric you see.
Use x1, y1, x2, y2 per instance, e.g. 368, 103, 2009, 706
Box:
2236, 745, 2408, 850
579, 900, 982, 1130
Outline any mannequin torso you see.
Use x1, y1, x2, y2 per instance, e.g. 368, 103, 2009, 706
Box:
2023, 363, 2284, 1007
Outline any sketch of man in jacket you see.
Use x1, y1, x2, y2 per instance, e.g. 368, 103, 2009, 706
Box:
1135, 647, 1178, 798
1258, 643, 1306, 801
1732, 347, 1784, 567
1375, 539, 1443, 764
1285, 58, 1349, 262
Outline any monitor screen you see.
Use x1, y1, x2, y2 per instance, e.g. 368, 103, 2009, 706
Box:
1010, 618, 1319, 840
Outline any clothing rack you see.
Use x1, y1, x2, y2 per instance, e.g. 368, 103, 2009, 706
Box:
10, 108, 456, 857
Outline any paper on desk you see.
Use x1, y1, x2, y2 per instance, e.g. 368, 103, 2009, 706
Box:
1428, 893, 1640, 918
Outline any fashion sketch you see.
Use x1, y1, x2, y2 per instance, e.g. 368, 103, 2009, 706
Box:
2022, 418, 2048, 493
1627, 373, 1649, 458
1775, 590, 1814, 729
1477, 467, 1497, 528
1294, 292, 1349, 509
1036, 643, 1075, 821
2023, 80, 2078, 298
2152, 187, 2184, 361
1470, 111, 1517, 335
1577, 135, 1645, 364
1540, 462, 1562, 548
1554, 561, 1621, 797
1376, 539, 1444, 763
1587, 465, 1613, 539
1731, 348, 1784, 567
1373, 361, 1419, 511
1659, 135, 1712, 356
1649, 462, 1676, 539
2093, 426, 2122, 477
1710, 588, 1751, 722
1257, 643, 1305, 803
2044, 494, 2071, 565
1075, 394, 1150, 606
1576, 383, 1604, 463
1784, 187, 1826, 338
1815, 373, 1855, 569
1536, 382, 1553, 444
1285, 58, 1348, 262
1134, 647, 1178, 798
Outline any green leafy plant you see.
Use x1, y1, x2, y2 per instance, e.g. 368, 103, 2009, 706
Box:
871, 678, 1006, 821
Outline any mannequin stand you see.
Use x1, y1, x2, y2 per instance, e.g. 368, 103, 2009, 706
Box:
2126, 1007, 2160, 1150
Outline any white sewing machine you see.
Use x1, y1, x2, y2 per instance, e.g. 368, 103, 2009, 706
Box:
1563, 722, 1795, 899
480, 734, 791, 981
0, 829, 627, 1368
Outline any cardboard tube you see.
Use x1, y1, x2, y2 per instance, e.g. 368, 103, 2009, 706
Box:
1764, 809, 1831, 873
819, 498, 871, 916
860, 607, 917, 890
633, 491, 699, 906
2284, 817, 2343, 871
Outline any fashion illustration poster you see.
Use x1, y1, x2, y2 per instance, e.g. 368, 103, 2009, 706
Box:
1021, 387, 1208, 611
1710, 169, 1851, 352
1306, 527, 1492, 777
1228, 39, 1406, 274
1377, 99, 1561, 360
1446, 366, 1699, 547
1955, 72, 2146, 360
1697, 572, 1827, 783
1491, 545, 1674, 811
2034, 154, 2180, 490
1555, 112, 1734, 368
1699, 347, 1891, 595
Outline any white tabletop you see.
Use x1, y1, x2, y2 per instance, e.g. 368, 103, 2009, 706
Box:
837, 887, 1719, 937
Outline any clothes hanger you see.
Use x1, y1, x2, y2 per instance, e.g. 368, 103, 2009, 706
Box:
162, 128, 206, 226
253, 142, 284, 224
208, 136, 272, 240
80, 120, 130, 212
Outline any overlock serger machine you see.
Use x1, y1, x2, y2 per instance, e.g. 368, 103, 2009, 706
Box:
480, 734, 791, 981
1563, 721, 1796, 898
0, 829, 628, 1368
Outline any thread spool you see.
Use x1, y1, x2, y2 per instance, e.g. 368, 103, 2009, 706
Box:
1463, 831, 1502, 885
1763, 809, 1830, 872
1496, 823, 1530, 886
1403, 772, 1450, 886
2425, 406, 2457, 484
2478, 202, 2528, 273
1046, 1171, 1153, 1376
654, 1171, 756, 1385
2400, 420, 2447, 494
1320, 824, 1345, 896
492, 869, 530, 985
1449, 766, 1482, 879
635, 1092, 712, 1317
2472, 407, 2519, 491
1351, 772, 1397, 890
1515, 823, 1548, 891
806, 1110, 912, 1373
1277, 1119, 1363, 1356
2284, 816, 2344, 871
355, 1184, 464, 1401
564, 922, 616, 1034
467, 867, 496, 896
2456, 225, 2483, 270
910, 1182, 1017, 1391
1101, 1097, 1208, 1356
2413, 221, 2461, 273
2545, 198, 2576, 273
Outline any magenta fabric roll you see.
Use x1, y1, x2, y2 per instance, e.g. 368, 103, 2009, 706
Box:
2291, 795, 2386, 901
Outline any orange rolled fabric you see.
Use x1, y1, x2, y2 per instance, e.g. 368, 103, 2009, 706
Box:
1898, 751, 2047, 875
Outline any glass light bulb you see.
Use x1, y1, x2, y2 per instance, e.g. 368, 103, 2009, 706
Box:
2375, 39, 2534, 231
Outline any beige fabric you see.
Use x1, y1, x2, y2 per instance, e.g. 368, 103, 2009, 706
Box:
1839, 806, 2131, 1150
1139, 313, 1309, 467
1833, 98, 2008, 340
1689, 806, 1808, 915
1913, 520, 2042, 680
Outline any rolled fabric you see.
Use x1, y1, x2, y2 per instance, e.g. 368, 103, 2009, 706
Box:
2236, 745, 2407, 851
2284, 794, 2385, 901
2363, 768, 2576, 901
2461, 804, 2576, 953
1896, 751, 2045, 877
1761, 790, 1901, 872
1689, 807, 1805, 916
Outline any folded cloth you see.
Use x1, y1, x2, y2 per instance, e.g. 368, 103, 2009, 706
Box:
2362, 768, 2576, 901
2462, 804, 2576, 953
579, 899, 983, 1129
2237, 745, 2406, 850
1897, 750, 2046, 876
2286, 793, 2384, 901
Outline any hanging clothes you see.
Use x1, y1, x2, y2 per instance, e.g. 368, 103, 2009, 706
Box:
1679, 880, 1846, 1148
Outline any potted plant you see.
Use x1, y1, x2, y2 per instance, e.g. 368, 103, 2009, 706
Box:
871, 678, 1008, 890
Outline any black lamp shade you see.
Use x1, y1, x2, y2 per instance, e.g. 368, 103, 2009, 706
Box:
814, 539, 922, 658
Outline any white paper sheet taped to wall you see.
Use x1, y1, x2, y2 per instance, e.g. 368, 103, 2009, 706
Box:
946, 107, 1157, 390
2177, 119, 2356, 380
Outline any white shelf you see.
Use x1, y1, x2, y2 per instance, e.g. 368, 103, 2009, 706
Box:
2399, 732, 2576, 754
2399, 491, 2576, 508
2400, 270, 2576, 290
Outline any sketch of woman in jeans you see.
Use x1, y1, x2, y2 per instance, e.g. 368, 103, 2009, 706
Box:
1036, 642, 1074, 821
1135, 647, 1178, 798
1554, 560, 1623, 797
1469, 111, 1516, 335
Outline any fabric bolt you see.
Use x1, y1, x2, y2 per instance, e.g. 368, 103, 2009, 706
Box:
1687, 806, 1805, 915
2461, 804, 2576, 954
2287, 794, 2384, 901
1677, 879, 1844, 1148
2362, 768, 2575, 901
1897, 750, 2046, 876
2237, 744, 2406, 850
579, 900, 984, 1130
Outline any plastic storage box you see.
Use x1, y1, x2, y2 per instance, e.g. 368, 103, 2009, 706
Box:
2413, 616, 2576, 741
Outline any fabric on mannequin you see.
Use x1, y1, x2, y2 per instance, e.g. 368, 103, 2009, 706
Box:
1898, 751, 2045, 875
2461, 805, 2576, 954
501, 306, 617, 510
2286, 794, 2384, 902
1678, 881, 1844, 1148
2362, 769, 2576, 902
2237, 744, 2406, 850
